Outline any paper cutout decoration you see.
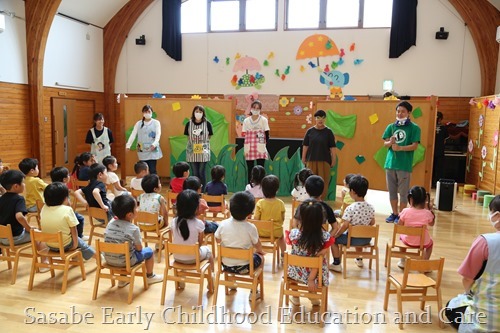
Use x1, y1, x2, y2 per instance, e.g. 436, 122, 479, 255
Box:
306, 114, 312, 124
338, 58, 344, 65
300, 65, 305, 72
284, 66, 290, 75
191, 95, 202, 99
232, 56, 265, 89
226, 57, 230, 65
468, 139, 474, 153
494, 130, 499, 147
263, 60, 269, 66
290, 97, 295, 103
355, 155, 366, 164
281, 74, 286, 81
235, 53, 241, 59
374, 144, 426, 169
172, 102, 181, 111
270, 117, 276, 122
491, 147, 498, 170
296, 34, 340, 67
336, 140, 345, 150
293, 105, 303, 115
369, 113, 379, 125
343, 95, 356, 101
481, 145, 487, 159
331, 61, 338, 69
479, 114, 484, 127
488, 100, 496, 110
275, 69, 280, 77
477, 101, 483, 109
280, 97, 290, 107
153, 92, 163, 98
483, 98, 489, 106
309, 101, 313, 109
308, 61, 317, 68
353, 59, 364, 65
267, 52, 274, 59
339, 48, 345, 57
285, 112, 291, 116
412, 107, 423, 119
469, 98, 476, 106
350, 43, 355, 51
325, 111, 356, 138
213, 56, 219, 63
303, 107, 309, 111
301, 124, 307, 129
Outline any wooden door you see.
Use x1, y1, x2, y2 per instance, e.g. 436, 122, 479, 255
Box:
52, 98, 77, 170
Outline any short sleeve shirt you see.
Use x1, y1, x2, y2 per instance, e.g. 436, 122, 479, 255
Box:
214, 217, 259, 266
0, 193, 27, 236
342, 201, 375, 226
104, 219, 142, 266
303, 127, 336, 165
382, 122, 421, 172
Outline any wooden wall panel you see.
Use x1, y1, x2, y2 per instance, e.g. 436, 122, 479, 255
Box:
438, 97, 472, 124
0, 82, 32, 169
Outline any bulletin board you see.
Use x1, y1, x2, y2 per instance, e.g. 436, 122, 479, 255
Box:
316, 98, 437, 191
120, 98, 236, 178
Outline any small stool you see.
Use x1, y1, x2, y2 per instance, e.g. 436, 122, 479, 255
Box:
483, 195, 495, 208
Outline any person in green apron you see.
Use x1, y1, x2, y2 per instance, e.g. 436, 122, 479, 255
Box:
85, 113, 114, 164
184, 105, 213, 188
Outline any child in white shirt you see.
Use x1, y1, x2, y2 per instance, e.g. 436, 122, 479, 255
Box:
102, 156, 129, 199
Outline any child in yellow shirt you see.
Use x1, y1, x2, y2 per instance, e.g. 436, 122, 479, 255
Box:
19, 158, 48, 212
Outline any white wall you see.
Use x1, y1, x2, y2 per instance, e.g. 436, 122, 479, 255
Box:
115, 0, 482, 97
0, 0, 27, 84
44, 15, 104, 91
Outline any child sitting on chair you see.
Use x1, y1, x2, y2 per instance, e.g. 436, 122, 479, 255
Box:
205, 165, 228, 211
137, 174, 168, 228
245, 165, 265, 199
40, 182, 96, 261
334, 173, 356, 219
170, 162, 190, 194
102, 156, 129, 199
291, 168, 313, 201
130, 161, 149, 191
329, 175, 375, 273
19, 158, 47, 212
104, 195, 163, 286
253, 175, 286, 262
183, 176, 218, 234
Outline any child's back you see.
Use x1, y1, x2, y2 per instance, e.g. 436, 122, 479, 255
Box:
205, 165, 228, 201
130, 161, 149, 191
245, 165, 265, 198
104, 216, 141, 266
0, 170, 28, 240
254, 175, 285, 238
171, 162, 190, 193
399, 206, 433, 246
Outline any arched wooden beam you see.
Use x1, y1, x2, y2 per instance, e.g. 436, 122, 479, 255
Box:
103, 0, 154, 132
448, 0, 500, 96
25, 0, 61, 174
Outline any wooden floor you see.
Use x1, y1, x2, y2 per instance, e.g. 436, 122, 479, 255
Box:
0, 187, 491, 332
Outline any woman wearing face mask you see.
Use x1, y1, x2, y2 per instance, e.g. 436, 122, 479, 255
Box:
85, 113, 114, 163
184, 105, 213, 188
382, 101, 421, 223
242, 100, 270, 183
444, 195, 500, 332
126, 104, 163, 174
301, 110, 337, 199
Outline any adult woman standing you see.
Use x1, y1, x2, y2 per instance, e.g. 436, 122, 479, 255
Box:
301, 110, 337, 199
126, 105, 162, 174
85, 113, 114, 163
184, 105, 213, 187
242, 100, 270, 183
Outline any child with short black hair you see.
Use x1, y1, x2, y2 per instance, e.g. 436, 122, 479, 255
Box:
130, 161, 149, 191
171, 189, 214, 274
215, 191, 265, 278
334, 173, 356, 218
41, 182, 96, 260
50, 166, 86, 240
74, 163, 114, 221
245, 165, 265, 199
205, 165, 228, 197
104, 195, 163, 286
102, 155, 129, 197
170, 161, 190, 194
19, 158, 48, 212
330, 175, 375, 272
137, 174, 168, 227
0, 170, 32, 245
253, 175, 286, 261
291, 168, 313, 201
183, 176, 218, 234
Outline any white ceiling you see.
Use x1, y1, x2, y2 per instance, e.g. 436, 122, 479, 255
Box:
56, 0, 129, 28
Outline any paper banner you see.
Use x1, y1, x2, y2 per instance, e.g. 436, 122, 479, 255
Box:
224, 94, 279, 112
355, 155, 366, 164
412, 107, 423, 119
369, 113, 379, 125
326, 110, 357, 138
336, 140, 345, 150
172, 102, 181, 111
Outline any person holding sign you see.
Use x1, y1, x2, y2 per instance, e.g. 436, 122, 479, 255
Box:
184, 105, 213, 188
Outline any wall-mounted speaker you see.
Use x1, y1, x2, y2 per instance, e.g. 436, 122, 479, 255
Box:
135, 35, 146, 45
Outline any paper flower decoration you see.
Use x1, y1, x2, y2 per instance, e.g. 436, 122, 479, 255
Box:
469, 98, 476, 106
477, 101, 483, 109
479, 114, 484, 127
294, 105, 303, 115
488, 100, 496, 110
306, 114, 312, 124
495, 95, 500, 106
279, 97, 290, 107
191, 95, 202, 99
468, 139, 474, 153
483, 98, 489, 106
481, 145, 487, 159
494, 130, 499, 147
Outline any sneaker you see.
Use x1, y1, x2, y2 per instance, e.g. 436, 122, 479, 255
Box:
118, 280, 130, 288
81, 235, 90, 241
249, 290, 261, 300
397, 259, 406, 269
385, 213, 399, 223
310, 298, 320, 306
355, 258, 364, 268
290, 296, 300, 306
147, 274, 164, 285
177, 282, 186, 289
329, 263, 342, 272
39, 266, 50, 273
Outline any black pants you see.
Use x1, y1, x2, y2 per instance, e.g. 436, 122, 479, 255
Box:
246, 159, 265, 183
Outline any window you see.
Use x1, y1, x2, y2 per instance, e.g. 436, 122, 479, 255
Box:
286, 0, 392, 30
181, 0, 277, 33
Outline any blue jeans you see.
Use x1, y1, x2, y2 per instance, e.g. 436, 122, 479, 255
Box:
142, 160, 158, 175
75, 212, 85, 238
49, 237, 96, 260
190, 162, 207, 188
133, 247, 153, 265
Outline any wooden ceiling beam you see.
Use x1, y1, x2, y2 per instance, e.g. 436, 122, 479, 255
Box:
25, 0, 61, 175
448, 0, 500, 96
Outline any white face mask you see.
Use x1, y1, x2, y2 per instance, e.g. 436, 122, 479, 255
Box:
489, 211, 500, 227
194, 112, 203, 120
143, 113, 152, 120
396, 117, 407, 125
251, 109, 260, 116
